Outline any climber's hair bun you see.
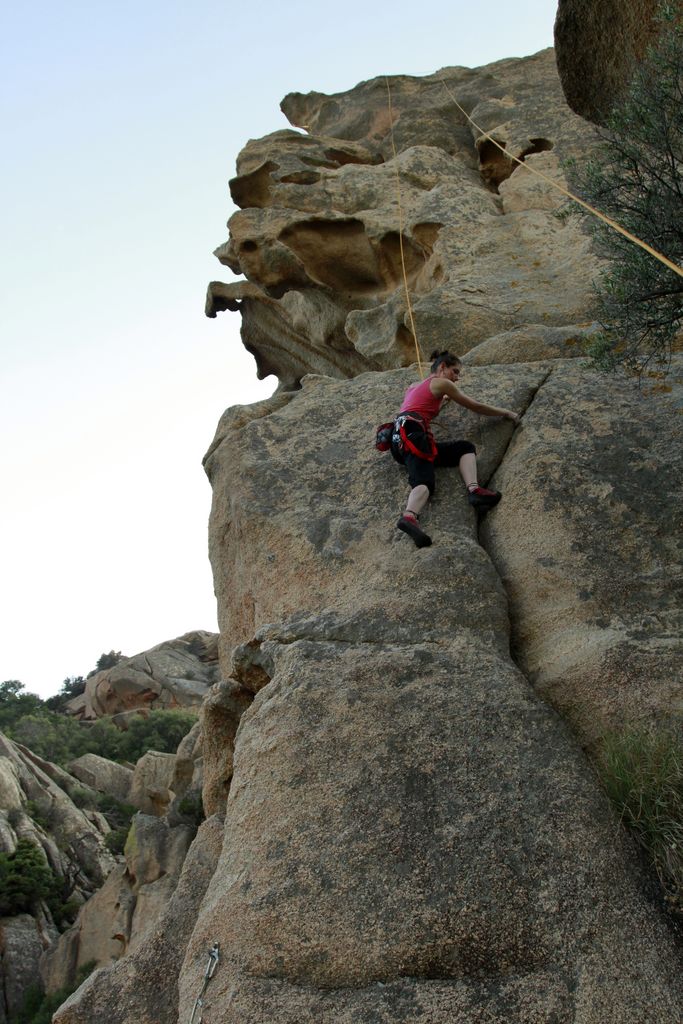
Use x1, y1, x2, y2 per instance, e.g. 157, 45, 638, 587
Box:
430, 350, 461, 372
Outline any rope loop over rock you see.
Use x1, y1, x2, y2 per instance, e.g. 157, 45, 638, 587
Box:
438, 76, 683, 280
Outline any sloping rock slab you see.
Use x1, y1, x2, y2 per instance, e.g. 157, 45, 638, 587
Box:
465, 322, 600, 366
68, 754, 133, 803
176, 624, 682, 1023
203, 364, 544, 671
482, 356, 683, 747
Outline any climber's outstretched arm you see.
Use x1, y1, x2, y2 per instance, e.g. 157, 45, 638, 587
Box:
431, 378, 519, 422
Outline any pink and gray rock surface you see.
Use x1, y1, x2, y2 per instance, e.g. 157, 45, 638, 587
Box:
66, 631, 219, 722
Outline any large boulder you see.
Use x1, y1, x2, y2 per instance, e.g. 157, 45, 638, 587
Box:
0, 914, 51, 1022
554, 0, 667, 122
66, 631, 219, 721
169, 720, 203, 804
128, 752, 176, 816
41, 814, 195, 995
481, 356, 683, 749
68, 754, 134, 804
208, 49, 601, 388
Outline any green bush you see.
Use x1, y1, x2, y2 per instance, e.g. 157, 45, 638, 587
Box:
599, 726, 683, 913
24, 801, 51, 832
50, 897, 81, 929
88, 651, 124, 677
0, 683, 196, 769
565, 3, 682, 374
177, 793, 205, 828
115, 709, 197, 763
104, 827, 130, 856
95, 794, 136, 829
0, 837, 80, 931
0, 681, 43, 733
0, 840, 58, 917
12, 960, 97, 1024
44, 676, 86, 713
67, 787, 98, 811
7, 807, 23, 828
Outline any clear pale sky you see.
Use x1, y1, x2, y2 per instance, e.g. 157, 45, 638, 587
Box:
1, 1, 554, 696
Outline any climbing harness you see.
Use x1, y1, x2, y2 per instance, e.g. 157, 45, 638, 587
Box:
375, 421, 395, 451
438, 76, 683, 281
188, 942, 220, 1024
392, 413, 438, 462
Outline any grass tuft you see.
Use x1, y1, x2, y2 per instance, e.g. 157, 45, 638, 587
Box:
599, 726, 683, 914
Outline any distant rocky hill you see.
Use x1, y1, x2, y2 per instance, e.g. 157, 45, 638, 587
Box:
0, 633, 214, 1020
55, 36, 682, 1024
66, 631, 219, 722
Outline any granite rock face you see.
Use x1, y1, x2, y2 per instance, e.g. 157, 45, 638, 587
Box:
178, 365, 683, 1023
37, 722, 205, 999
0, 733, 113, 1018
128, 751, 176, 816
481, 357, 683, 748
42, 814, 195, 995
0, 914, 52, 1023
0, 695, 203, 1011
208, 49, 602, 388
0, 733, 114, 892
58, 45, 682, 1024
554, 0, 666, 122
52, 816, 223, 1024
66, 631, 219, 722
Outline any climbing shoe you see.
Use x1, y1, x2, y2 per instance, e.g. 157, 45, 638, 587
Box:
397, 514, 432, 548
468, 486, 502, 510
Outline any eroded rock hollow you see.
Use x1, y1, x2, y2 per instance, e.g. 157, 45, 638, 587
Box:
57, 45, 682, 1024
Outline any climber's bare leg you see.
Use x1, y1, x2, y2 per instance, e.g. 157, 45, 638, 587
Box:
458, 452, 478, 490
404, 484, 430, 517
459, 452, 502, 509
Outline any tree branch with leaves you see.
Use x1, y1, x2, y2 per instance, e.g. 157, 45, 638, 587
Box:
565, 4, 682, 374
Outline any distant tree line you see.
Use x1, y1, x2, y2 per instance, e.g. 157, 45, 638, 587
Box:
0, 677, 196, 769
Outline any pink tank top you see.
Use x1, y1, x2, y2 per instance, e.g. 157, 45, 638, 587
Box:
398, 376, 443, 426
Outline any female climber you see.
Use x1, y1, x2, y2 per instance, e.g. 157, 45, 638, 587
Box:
392, 350, 520, 548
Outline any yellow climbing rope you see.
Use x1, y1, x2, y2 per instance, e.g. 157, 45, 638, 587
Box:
438, 76, 683, 281
383, 72, 682, 385
385, 77, 427, 378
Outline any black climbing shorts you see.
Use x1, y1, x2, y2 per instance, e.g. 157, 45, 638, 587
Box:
392, 424, 476, 494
